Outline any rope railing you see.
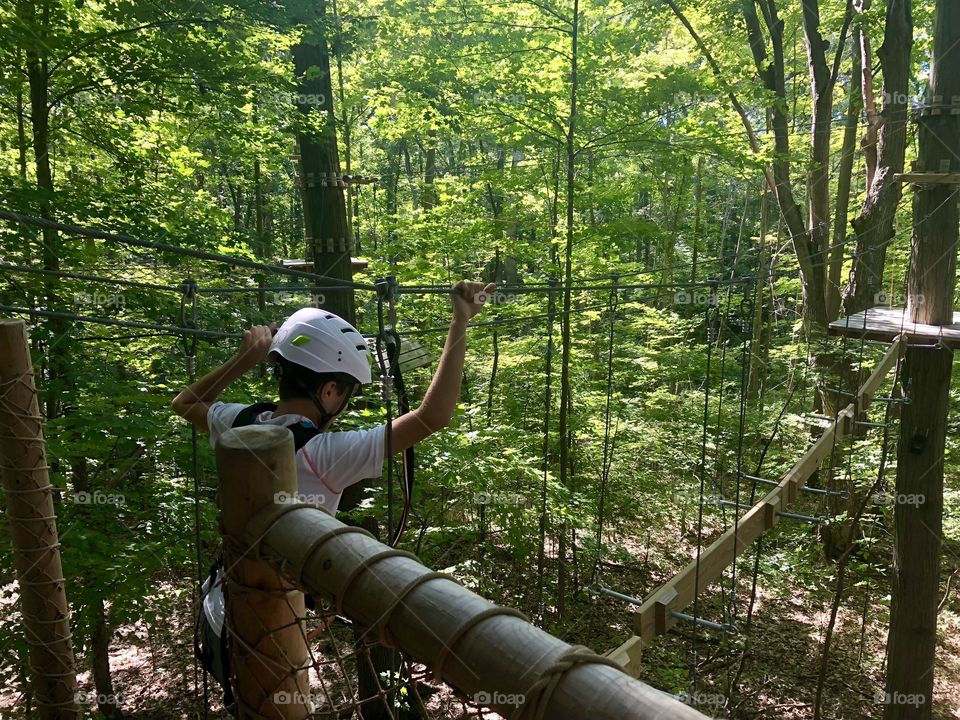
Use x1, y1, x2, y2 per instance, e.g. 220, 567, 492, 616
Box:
214, 424, 708, 719
0, 209, 376, 290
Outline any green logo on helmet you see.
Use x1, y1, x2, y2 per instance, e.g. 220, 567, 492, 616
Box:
291, 334, 312, 346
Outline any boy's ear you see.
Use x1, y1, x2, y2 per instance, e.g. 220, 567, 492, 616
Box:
317, 379, 340, 400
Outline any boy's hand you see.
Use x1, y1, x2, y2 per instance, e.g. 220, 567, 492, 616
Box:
235, 323, 276, 370
451, 281, 497, 322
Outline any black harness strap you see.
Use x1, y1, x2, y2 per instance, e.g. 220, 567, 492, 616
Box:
385, 331, 414, 548
231, 402, 322, 451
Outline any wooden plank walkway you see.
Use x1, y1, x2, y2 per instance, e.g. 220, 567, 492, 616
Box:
607, 336, 906, 676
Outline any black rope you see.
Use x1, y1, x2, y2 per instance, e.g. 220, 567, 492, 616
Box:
578, 257, 725, 283
0, 209, 376, 290
728, 280, 756, 625
375, 280, 396, 543
535, 278, 558, 622
690, 279, 719, 693
593, 276, 619, 584
177, 280, 207, 718
194, 284, 356, 295
0, 261, 181, 292
399, 290, 672, 338
0, 304, 242, 339
397, 276, 750, 296
375, 276, 414, 548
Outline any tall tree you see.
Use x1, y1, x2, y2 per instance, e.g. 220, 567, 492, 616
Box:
556, 0, 579, 624
291, 0, 355, 322
883, 3, 959, 717
827, 20, 863, 320
843, 0, 913, 316
741, 0, 851, 336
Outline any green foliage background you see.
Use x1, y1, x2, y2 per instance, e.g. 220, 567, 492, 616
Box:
0, 0, 958, 717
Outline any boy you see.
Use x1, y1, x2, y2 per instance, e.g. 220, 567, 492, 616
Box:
171, 280, 494, 709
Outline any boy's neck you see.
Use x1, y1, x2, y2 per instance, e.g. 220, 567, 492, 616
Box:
274, 398, 322, 428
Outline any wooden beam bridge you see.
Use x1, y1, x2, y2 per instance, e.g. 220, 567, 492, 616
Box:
607, 335, 906, 676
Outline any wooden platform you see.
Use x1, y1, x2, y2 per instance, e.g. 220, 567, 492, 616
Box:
366, 337, 432, 373
829, 306, 960, 348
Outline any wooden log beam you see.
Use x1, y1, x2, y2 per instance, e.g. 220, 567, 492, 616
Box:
225, 426, 708, 720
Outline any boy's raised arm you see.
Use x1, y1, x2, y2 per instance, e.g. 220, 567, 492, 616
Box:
171, 323, 275, 432
388, 281, 496, 455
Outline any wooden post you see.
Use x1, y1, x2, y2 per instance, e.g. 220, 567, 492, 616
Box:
233, 425, 707, 720
0, 319, 79, 719
885, 3, 960, 717
216, 425, 310, 719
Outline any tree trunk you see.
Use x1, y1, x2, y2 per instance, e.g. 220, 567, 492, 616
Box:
92, 595, 122, 719
884, 3, 960, 717
402, 140, 419, 213
801, 0, 835, 320
292, 0, 355, 323
743, 0, 829, 335
690, 157, 703, 282
21, 0, 67, 421
16, 46, 28, 181
843, 0, 913, 316
748, 186, 769, 401
859, 0, 880, 191
555, 0, 579, 625
827, 25, 863, 320
421, 134, 438, 210
330, 0, 357, 252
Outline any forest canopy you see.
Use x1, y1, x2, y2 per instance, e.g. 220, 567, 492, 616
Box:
1, 0, 959, 718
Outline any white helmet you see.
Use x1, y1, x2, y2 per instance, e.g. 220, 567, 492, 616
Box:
268, 308, 372, 384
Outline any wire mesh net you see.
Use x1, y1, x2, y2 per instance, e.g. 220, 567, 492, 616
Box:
218, 534, 496, 720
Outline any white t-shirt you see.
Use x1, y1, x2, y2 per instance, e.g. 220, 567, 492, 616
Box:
202, 401, 385, 633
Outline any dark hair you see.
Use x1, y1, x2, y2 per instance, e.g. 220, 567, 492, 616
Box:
274, 358, 356, 401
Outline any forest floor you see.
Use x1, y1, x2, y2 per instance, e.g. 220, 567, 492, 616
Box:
2, 527, 960, 719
